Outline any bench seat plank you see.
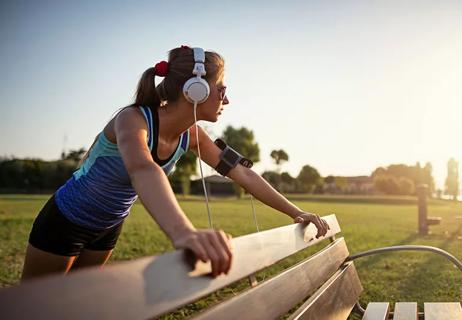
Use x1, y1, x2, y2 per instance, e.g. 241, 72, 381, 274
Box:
424, 303, 462, 320
393, 302, 417, 320
363, 302, 389, 320
288, 262, 363, 320
194, 238, 350, 319
0, 215, 340, 320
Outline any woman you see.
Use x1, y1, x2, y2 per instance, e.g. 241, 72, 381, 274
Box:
21, 45, 329, 280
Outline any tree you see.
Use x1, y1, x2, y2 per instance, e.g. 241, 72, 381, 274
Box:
221, 126, 260, 163
371, 162, 435, 196
170, 151, 197, 195
262, 171, 281, 191
334, 177, 348, 193
280, 172, 295, 184
373, 175, 400, 195
372, 174, 415, 196
270, 149, 288, 191
323, 175, 337, 194
270, 149, 289, 173
398, 177, 415, 195
221, 126, 260, 198
324, 175, 335, 184
297, 165, 321, 193
262, 171, 298, 193
61, 148, 87, 162
445, 158, 459, 200
0, 158, 76, 191
280, 172, 298, 193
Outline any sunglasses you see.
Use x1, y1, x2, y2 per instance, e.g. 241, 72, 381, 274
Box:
218, 86, 227, 101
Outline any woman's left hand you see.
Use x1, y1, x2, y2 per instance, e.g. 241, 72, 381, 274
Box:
294, 212, 330, 238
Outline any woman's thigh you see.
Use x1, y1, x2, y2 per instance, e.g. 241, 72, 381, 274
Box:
21, 244, 77, 282
70, 220, 123, 270
70, 248, 114, 271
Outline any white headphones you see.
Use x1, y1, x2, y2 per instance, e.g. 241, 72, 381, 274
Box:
182, 47, 210, 104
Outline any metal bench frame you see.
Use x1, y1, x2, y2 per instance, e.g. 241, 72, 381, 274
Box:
347, 245, 462, 318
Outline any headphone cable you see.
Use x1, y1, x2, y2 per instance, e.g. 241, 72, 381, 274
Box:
192, 101, 259, 233
250, 195, 260, 232
193, 102, 213, 228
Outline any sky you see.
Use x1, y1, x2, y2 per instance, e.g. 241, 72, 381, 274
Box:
1, 0, 462, 190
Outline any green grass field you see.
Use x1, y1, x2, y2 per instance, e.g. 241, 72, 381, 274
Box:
1, 194, 461, 318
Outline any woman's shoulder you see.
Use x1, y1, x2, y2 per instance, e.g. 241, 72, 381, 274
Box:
115, 106, 145, 122
113, 106, 149, 133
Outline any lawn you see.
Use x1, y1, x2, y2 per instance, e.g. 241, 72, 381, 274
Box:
1, 194, 461, 319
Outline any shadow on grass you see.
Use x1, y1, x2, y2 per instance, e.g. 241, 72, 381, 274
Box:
355, 223, 462, 304
351, 232, 420, 270
352, 221, 462, 269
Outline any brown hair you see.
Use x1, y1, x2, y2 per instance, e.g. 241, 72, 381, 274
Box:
78, 47, 224, 167
132, 46, 225, 108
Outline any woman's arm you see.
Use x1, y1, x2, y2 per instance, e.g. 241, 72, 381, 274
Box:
115, 108, 232, 276
189, 125, 329, 238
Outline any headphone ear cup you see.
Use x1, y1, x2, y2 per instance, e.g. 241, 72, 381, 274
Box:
183, 77, 210, 104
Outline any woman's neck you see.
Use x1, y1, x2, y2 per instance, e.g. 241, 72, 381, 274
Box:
157, 101, 196, 142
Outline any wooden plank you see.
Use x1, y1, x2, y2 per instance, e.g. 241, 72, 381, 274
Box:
362, 302, 389, 320
194, 238, 350, 320
393, 302, 418, 320
424, 303, 462, 320
0, 215, 341, 320
288, 262, 363, 320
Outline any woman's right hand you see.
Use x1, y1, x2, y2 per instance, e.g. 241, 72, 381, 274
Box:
172, 229, 233, 277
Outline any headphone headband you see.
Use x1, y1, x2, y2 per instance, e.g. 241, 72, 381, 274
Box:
192, 47, 206, 77
193, 47, 205, 63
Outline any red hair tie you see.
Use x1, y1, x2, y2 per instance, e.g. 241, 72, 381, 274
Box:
154, 61, 169, 77
181, 45, 190, 50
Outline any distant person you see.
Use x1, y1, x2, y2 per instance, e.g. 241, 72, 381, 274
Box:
21, 46, 329, 280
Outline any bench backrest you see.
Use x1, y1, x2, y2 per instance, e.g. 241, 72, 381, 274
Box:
0, 214, 363, 319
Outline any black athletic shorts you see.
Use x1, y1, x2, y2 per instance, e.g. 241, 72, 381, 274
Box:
28, 195, 124, 256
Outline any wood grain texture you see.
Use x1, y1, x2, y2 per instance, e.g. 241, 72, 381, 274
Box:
424, 303, 462, 320
194, 238, 349, 320
288, 262, 363, 320
0, 215, 341, 320
362, 302, 389, 320
393, 302, 417, 320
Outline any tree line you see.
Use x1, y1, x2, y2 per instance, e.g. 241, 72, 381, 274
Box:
0, 154, 81, 193
1, 126, 459, 199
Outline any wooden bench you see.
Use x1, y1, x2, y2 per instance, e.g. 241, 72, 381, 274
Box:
1, 214, 461, 319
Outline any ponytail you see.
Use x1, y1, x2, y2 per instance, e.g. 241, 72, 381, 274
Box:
133, 67, 162, 108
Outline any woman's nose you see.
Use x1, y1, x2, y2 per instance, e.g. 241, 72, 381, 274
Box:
223, 95, 229, 105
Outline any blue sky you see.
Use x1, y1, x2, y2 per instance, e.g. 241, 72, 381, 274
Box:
1, 0, 462, 189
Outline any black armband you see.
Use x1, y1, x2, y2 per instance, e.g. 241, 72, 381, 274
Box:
214, 139, 253, 176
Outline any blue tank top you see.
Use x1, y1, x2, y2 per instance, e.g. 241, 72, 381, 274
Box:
55, 106, 190, 230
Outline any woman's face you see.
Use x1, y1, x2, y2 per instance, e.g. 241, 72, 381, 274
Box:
199, 75, 229, 122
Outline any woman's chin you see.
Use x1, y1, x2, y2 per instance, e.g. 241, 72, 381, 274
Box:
211, 112, 222, 122
201, 115, 219, 123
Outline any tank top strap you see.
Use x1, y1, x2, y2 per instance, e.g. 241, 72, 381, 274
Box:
180, 128, 190, 152
138, 106, 154, 151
